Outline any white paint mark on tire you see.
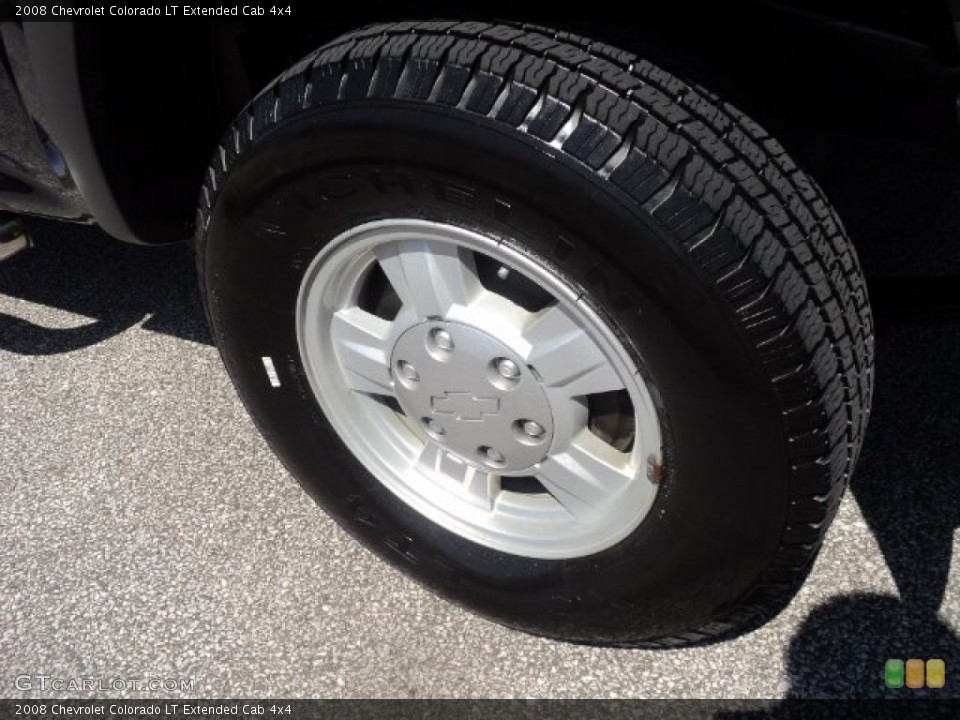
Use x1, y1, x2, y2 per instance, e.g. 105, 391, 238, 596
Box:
261, 356, 281, 387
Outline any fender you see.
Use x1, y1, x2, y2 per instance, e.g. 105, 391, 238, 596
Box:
19, 22, 140, 242
1, 20, 207, 244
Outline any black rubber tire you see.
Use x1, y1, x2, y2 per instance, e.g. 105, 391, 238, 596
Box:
196, 21, 874, 646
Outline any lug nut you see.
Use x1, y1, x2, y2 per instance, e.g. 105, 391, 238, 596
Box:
495, 358, 521, 379
423, 418, 445, 437
479, 446, 506, 466
432, 329, 454, 351
521, 420, 545, 439
496, 265, 510, 280
397, 360, 419, 382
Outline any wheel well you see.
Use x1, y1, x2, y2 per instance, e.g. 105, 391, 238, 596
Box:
74, 21, 363, 244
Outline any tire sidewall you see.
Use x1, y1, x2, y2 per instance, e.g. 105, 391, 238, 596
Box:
203, 102, 789, 642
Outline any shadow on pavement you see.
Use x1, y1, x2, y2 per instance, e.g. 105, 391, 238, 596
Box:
718, 599, 958, 712
784, 594, 959, 699
853, 318, 960, 620
0, 218, 210, 353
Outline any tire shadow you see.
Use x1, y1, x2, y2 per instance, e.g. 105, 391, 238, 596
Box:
782, 594, 959, 699
0, 219, 210, 354
852, 317, 960, 621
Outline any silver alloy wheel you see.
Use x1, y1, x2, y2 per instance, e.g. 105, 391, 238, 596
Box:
296, 219, 663, 559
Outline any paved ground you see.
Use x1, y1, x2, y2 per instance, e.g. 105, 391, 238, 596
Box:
0, 220, 958, 700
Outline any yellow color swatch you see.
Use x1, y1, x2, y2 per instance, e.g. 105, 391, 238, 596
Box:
906, 659, 925, 688
926, 659, 945, 688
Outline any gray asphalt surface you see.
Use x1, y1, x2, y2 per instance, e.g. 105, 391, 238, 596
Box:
1, 220, 958, 700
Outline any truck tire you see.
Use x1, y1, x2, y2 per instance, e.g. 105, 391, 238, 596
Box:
196, 21, 873, 646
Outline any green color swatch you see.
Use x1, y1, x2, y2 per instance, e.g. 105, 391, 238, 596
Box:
886, 659, 905, 688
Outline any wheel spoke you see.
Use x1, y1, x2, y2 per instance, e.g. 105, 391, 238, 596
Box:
414, 441, 446, 476
329, 306, 394, 395
414, 442, 501, 510
462, 466, 501, 511
375, 239, 481, 319
536, 431, 632, 519
522, 303, 625, 398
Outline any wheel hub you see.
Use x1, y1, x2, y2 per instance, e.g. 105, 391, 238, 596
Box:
390, 321, 554, 473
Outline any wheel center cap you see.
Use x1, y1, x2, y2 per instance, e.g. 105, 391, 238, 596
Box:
390, 321, 554, 472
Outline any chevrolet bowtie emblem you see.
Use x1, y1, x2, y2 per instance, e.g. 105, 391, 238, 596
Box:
430, 392, 500, 421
